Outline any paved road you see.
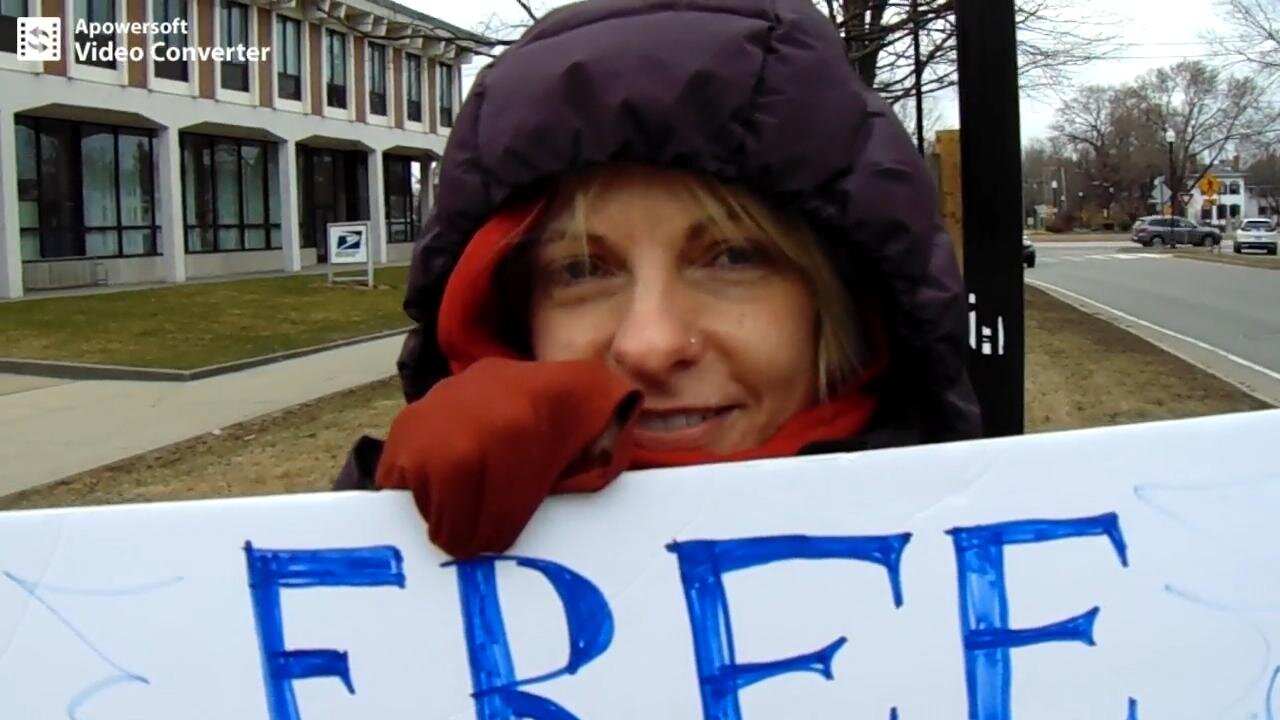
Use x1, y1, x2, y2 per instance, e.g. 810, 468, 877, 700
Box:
1029, 242, 1280, 403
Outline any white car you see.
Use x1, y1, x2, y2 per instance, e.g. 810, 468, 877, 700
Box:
1235, 218, 1278, 255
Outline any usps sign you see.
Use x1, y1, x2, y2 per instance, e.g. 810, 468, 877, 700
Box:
326, 221, 373, 287
327, 223, 369, 264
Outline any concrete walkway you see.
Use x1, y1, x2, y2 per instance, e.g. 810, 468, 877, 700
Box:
0, 333, 406, 496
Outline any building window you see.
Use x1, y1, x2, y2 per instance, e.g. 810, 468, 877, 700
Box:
438, 60, 455, 128
405, 53, 422, 123
326, 29, 347, 109
181, 133, 281, 252
75, 0, 116, 69
384, 155, 421, 244
152, 0, 188, 81
220, 0, 249, 91
16, 117, 158, 261
275, 15, 301, 101
368, 42, 386, 116
1, 0, 26, 54
1228, 181, 1241, 195
297, 146, 368, 259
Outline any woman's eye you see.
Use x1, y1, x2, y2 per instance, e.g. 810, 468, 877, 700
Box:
548, 256, 611, 285
709, 244, 764, 268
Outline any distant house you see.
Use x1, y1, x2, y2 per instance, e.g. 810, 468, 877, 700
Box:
1149, 167, 1259, 226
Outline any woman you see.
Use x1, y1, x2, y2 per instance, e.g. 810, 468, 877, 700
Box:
337, 0, 981, 557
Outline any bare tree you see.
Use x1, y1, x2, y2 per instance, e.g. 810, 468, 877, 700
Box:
1246, 151, 1280, 216
1134, 61, 1280, 215
498, 0, 1116, 107
1051, 84, 1166, 221
1209, 0, 1280, 73
893, 94, 945, 151
1021, 139, 1068, 219
819, 0, 1118, 106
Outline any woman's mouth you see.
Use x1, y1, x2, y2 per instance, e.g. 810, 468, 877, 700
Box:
632, 406, 737, 451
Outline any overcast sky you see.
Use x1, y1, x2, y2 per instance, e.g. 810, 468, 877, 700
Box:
406, 0, 1215, 144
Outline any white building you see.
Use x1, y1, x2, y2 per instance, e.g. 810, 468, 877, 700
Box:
0, 0, 490, 298
1149, 167, 1277, 226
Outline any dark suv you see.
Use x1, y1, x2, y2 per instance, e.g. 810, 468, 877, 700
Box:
1132, 217, 1220, 248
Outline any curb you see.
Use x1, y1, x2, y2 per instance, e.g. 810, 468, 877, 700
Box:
0, 328, 411, 383
1026, 280, 1280, 408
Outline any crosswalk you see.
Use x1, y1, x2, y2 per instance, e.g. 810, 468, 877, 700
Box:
1037, 253, 1174, 265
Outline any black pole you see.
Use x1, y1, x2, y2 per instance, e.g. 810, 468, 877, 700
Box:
1167, 139, 1176, 217
912, 0, 925, 155
955, 0, 1024, 437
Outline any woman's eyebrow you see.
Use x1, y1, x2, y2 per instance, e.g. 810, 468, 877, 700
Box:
538, 230, 611, 254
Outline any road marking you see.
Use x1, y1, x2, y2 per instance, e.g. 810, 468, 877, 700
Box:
1064, 253, 1170, 261
1027, 279, 1280, 384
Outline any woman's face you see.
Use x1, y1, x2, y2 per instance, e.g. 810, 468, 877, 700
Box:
529, 166, 819, 454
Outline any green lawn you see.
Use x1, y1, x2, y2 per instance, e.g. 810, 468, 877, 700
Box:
0, 267, 413, 369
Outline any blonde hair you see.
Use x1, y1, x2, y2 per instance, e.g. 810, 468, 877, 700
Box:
515, 166, 868, 400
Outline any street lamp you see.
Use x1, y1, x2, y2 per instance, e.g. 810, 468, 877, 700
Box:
1165, 127, 1177, 218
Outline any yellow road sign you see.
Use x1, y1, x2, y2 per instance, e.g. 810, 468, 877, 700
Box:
1199, 174, 1221, 197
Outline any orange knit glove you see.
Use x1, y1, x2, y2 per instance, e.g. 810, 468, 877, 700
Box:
375, 357, 642, 558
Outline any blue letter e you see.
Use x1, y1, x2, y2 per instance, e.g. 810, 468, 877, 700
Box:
668, 534, 911, 720
244, 542, 406, 720
947, 513, 1130, 720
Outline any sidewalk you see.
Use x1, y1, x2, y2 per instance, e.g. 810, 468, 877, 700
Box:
2, 261, 411, 302
0, 333, 406, 496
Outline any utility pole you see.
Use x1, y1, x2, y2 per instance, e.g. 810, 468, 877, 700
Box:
911, 0, 925, 155
955, 0, 1024, 437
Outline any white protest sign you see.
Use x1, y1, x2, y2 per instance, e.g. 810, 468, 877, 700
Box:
1, 410, 1279, 720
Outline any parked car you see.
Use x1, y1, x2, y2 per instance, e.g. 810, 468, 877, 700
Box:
1234, 218, 1279, 255
1131, 217, 1220, 248
1022, 235, 1036, 268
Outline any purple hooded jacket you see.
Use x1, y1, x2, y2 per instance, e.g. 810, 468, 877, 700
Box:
338, 0, 981, 487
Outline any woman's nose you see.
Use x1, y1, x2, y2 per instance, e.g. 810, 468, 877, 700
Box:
609, 286, 703, 382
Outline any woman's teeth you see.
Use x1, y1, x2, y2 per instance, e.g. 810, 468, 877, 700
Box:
638, 411, 719, 432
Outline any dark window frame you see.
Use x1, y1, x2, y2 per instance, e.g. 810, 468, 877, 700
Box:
17, 116, 160, 262
368, 42, 386, 116
275, 14, 302, 101
325, 28, 347, 109
297, 145, 369, 259
75, 0, 117, 69
180, 132, 281, 253
152, 0, 188, 81
219, 0, 250, 92
0, 0, 27, 54
405, 53, 422, 123
438, 60, 455, 128
383, 155, 421, 244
